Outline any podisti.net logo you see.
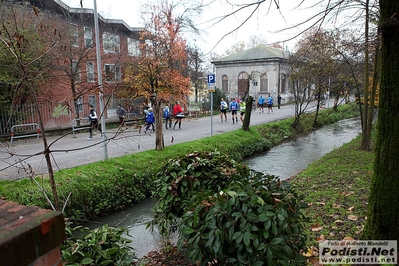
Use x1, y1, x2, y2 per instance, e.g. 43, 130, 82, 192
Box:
319, 240, 397, 265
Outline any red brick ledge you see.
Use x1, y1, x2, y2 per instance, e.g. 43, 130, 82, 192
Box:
0, 200, 66, 266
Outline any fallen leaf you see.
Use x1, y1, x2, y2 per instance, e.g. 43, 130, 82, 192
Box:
273, 198, 282, 203
332, 203, 341, 208
302, 248, 313, 257
348, 215, 358, 221
335, 220, 344, 225
316, 202, 326, 206
311, 226, 324, 232
348, 206, 355, 212
317, 234, 325, 242
330, 214, 340, 219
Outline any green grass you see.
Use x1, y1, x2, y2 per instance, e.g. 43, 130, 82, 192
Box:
0, 103, 362, 224
289, 133, 375, 251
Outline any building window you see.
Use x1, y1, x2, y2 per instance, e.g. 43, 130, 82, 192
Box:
72, 60, 80, 82
103, 32, 120, 53
88, 95, 96, 109
222, 75, 228, 92
77, 96, 83, 112
84, 27, 93, 48
71, 24, 79, 47
86, 62, 94, 82
281, 75, 286, 93
260, 74, 268, 92
128, 38, 140, 56
105, 64, 121, 82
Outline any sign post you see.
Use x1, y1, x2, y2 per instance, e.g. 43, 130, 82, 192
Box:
208, 74, 215, 136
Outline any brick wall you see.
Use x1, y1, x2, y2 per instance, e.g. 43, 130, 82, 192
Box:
0, 200, 66, 266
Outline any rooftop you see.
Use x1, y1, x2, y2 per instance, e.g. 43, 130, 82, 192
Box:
212, 46, 289, 64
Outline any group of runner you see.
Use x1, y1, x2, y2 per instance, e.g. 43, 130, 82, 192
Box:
257, 95, 274, 114
220, 95, 275, 125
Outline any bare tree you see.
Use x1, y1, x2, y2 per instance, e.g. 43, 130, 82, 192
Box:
211, 0, 399, 242
0, 1, 62, 210
186, 45, 206, 103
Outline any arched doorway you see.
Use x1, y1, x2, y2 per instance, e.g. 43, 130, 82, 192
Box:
238, 72, 249, 100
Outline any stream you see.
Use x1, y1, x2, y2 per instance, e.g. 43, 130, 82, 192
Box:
90, 117, 362, 258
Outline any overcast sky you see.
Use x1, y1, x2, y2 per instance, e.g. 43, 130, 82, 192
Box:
59, 0, 338, 55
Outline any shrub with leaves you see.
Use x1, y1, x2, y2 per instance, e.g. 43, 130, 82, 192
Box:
149, 150, 250, 235
179, 173, 308, 265
61, 223, 137, 265
150, 150, 308, 265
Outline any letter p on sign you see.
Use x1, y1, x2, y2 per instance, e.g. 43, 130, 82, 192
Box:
208, 74, 215, 84
208, 74, 215, 92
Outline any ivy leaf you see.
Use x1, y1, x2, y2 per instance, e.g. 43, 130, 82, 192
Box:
270, 237, 283, 245
81, 258, 94, 265
259, 213, 269, 222
182, 227, 195, 235
243, 232, 251, 246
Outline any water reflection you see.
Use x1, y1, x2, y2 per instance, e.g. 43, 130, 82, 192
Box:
88, 199, 159, 258
244, 117, 362, 180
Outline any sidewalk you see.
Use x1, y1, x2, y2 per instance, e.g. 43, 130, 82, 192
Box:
0, 105, 295, 180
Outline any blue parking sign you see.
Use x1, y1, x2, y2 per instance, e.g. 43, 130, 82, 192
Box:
208, 74, 215, 84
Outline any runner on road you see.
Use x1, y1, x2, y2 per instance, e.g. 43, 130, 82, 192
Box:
258, 96, 265, 114
267, 95, 274, 114
220, 98, 228, 123
229, 98, 239, 125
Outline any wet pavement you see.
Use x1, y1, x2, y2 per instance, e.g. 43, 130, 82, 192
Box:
0, 105, 298, 180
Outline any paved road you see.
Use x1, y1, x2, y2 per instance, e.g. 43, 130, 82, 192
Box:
0, 105, 297, 180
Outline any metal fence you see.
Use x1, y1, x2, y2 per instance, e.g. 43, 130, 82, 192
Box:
0, 98, 146, 136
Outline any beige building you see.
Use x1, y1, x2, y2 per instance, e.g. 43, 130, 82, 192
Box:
212, 46, 289, 102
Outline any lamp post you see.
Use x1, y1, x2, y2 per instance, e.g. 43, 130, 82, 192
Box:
93, 0, 108, 159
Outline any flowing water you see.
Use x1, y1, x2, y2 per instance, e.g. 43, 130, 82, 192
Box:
244, 117, 362, 180
91, 117, 362, 258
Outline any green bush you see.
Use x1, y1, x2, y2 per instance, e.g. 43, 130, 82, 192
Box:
150, 151, 308, 265
61, 223, 137, 265
149, 150, 250, 235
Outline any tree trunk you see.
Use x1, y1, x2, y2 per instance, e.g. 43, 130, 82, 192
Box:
333, 94, 339, 111
362, 0, 399, 240
31, 83, 60, 211
312, 86, 322, 128
242, 96, 253, 131
360, 0, 372, 151
155, 100, 164, 151
72, 82, 81, 127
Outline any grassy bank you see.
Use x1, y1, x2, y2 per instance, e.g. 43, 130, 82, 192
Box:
289, 133, 375, 259
0, 104, 360, 221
